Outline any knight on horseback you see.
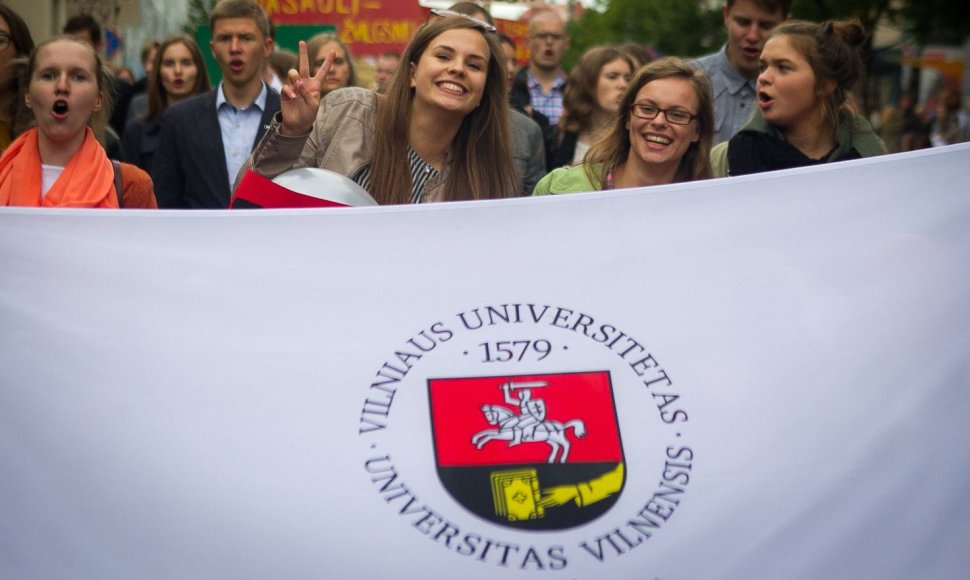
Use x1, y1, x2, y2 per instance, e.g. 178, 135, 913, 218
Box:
503, 381, 548, 446
472, 380, 586, 463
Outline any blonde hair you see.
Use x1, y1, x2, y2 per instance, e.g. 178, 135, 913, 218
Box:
21, 36, 111, 145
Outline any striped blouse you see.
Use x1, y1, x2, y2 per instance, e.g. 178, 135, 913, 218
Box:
350, 146, 440, 204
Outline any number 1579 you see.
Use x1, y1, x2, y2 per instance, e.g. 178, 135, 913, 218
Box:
478, 340, 552, 362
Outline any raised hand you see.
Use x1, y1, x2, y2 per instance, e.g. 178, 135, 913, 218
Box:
279, 40, 335, 136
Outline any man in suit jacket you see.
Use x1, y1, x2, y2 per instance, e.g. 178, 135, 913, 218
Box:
153, 0, 279, 209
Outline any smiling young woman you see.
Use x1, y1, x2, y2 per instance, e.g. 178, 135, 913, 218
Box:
711, 18, 887, 177
0, 37, 155, 207
534, 57, 714, 195
243, 15, 516, 205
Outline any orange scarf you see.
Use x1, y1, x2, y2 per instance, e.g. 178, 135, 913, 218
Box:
0, 127, 118, 208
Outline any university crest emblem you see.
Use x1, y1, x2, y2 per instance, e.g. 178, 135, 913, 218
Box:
429, 371, 625, 530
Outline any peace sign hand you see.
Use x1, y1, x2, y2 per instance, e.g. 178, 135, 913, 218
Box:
279, 40, 335, 136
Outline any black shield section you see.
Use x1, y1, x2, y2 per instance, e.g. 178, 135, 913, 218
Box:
438, 461, 623, 530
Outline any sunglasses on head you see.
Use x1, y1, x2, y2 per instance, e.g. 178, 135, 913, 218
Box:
426, 9, 498, 34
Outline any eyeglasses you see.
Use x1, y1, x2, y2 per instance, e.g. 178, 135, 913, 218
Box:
0, 33, 12, 52
427, 9, 497, 34
529, 33, 566, 43
630, 103, 698, 125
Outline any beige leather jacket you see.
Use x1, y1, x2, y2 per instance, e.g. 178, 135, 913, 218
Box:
243, 87, 449, 202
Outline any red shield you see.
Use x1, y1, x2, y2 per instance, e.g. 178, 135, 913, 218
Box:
428, 371, 624, 530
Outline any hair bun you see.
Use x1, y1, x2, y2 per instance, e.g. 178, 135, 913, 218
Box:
831, 18, 866, 50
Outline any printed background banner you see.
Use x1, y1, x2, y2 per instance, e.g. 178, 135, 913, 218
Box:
2, 145, 969, 579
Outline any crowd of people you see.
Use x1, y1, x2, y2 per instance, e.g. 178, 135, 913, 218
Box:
0, 0, 964, 210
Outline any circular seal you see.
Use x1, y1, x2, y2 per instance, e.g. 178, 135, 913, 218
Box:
358, 303, 692, 572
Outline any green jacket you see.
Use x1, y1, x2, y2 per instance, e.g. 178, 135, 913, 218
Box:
533, 163, 606, 195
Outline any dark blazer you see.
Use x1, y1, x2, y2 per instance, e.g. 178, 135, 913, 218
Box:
152, 88, 280, 209
121, 116, 162, 174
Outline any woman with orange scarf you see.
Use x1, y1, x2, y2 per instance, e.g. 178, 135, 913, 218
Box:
0, 36, 155, 208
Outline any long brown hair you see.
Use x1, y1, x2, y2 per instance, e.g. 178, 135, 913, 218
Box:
0, 3, 35, 142
585, 57, 714, 186
147, 35, 210, 120
559, 46, 633, 134
369, 16, 516, 204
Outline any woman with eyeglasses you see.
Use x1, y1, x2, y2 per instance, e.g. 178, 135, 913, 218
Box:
534, 57, 714, 195
122, 35, 210, 173
711, 19, 886, 177
547, 46, 634, 171
0, 4, 34, 153
241, 12, 516, 204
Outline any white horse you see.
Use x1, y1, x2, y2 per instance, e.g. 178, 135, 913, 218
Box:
471, 404, 586, 463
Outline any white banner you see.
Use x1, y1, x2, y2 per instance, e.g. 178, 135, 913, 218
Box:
2, 145, 970, 579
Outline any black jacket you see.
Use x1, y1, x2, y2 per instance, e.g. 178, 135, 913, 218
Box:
510, 66, 532, 114
121, 116, 163, 174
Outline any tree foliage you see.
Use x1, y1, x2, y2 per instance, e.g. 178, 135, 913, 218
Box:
183, 0, 214, 36
898, 0, 970, 44
566, 0, 722, 68
792, 0, 894, 37
794, 0, 970, 44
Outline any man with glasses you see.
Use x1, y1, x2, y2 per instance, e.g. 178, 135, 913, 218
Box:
511, 9, 569, 126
